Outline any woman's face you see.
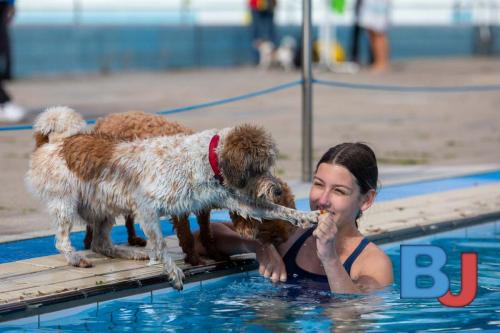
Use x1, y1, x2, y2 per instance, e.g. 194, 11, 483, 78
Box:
309, 163, 374, 227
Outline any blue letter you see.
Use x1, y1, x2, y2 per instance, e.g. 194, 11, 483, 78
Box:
400, 245, 449, 298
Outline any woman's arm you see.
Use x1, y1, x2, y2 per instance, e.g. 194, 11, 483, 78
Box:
314, 216, 363, 293
321, 251, 393, 293
352, 251, 393, 292
194, 222, 287, 283
194, 222, 259, 256
314, 214, 393, 294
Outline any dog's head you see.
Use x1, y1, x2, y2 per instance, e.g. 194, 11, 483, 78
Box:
266, 177, 295, 209
230, 176, 297, 246
244, 174, 295, 207
219, 124, 277, 192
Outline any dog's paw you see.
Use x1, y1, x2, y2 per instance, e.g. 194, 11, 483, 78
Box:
148, 258, 161, 266
133, 250, 149, 261
168, 265, 185, 291
77, 258, 93, 268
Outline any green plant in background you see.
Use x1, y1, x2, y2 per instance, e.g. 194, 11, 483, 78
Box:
331, 0, 345, 13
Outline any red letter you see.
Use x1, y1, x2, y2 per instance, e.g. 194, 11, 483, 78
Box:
438, 252, 477, 307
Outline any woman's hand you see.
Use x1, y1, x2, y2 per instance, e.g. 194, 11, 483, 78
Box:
313, 212, 339, 262
255, 243, 287, 283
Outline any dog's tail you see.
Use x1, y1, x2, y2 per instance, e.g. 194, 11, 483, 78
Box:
33, 106, 87, 148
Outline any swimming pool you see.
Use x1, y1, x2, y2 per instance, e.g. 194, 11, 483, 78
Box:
1, 169, 500, 264
1, 220, 498, 332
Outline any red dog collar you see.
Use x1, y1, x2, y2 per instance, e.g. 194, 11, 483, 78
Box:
208, 134, 224, 185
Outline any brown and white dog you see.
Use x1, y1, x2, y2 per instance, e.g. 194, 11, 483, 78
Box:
26, 107, 319, 290
83, 112, 195, 251
85, 111, 288, 266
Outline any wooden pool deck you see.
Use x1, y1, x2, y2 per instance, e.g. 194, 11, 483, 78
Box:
1, 182, 500, 322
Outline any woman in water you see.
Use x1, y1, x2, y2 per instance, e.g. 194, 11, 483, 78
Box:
195, 142, 393, 293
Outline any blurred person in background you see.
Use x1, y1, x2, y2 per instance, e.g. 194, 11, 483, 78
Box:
358, 0, 391, 72
249, 0, 277, 60
350, 0, 373, 65
0, 0, 25, 123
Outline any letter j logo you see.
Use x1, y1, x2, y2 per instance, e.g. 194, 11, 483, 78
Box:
400, 245, 478, 307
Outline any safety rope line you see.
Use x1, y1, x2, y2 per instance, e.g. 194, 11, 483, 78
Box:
156, 79, 302, 115
0, 124, 33, 131
0, 80, 303, 132
314, 79, 500, 93
2, 78, 500, 132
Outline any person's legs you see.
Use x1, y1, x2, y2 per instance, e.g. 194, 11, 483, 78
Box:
352, 25, 375, 65
0, 81, 10, 104
350, 24, 361, 63
367, 29, 375, 65
263, 11, 275, 45
358, 0, 389, 69
0, 3, 25, 122
0, 78, 25, 122
351, 0, 362, 63
252, 10, 275, 46
3, 15, 10, 81
368, 30, 389, 72
0, 3, 10, 105
250, 9, 260, 47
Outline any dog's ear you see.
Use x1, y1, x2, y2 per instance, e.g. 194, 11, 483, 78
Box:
280, 181, 296, 209
219, 124, 277, 188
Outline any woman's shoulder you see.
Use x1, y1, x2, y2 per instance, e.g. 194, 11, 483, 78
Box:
351, 240, 393, 283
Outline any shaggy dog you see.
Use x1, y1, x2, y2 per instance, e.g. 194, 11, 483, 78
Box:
84, 111, 289, 266
258, 36, 297, 72
26, 107, 319, 290
275, 36, 297, 72
83, 112, 195, 250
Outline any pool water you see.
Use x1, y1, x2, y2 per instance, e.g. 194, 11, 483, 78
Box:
2, 170, 500, 264
2, 220, 498, 332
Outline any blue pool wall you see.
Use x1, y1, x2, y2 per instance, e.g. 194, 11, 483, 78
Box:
11, 25, 499, 77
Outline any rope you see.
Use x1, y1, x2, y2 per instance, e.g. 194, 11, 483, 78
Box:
0, 119, 96, 132
2, 78, 500, 132
0, 80, 302, 132
314, 79, 500, 93
0, 124, 33, 131
157, 80, 302, 115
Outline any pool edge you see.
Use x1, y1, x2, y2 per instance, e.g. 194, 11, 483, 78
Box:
0, 258, 258, 323
368, 210, 500, 244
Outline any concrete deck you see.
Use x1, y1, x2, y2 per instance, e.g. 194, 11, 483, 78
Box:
1, 181, 499, 322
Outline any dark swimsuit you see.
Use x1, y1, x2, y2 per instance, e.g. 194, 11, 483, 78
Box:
283, 228, 370, 284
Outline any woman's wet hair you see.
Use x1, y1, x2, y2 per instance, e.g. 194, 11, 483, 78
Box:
315, 142, 378, 194
316, 143, 378, 227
